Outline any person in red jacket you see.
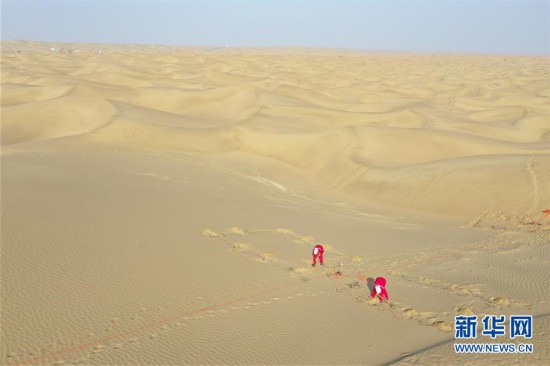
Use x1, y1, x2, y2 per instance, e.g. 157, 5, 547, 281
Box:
312, 244, 324, 266
371, 277, 389, 302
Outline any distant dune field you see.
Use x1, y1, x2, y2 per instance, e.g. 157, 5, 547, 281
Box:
2, 41, 549, 365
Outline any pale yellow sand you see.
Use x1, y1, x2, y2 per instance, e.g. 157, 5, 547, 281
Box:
1, 41, 549, 365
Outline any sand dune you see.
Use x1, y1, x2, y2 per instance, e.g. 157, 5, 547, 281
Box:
2, 95, 116, 144
3, 44, 547, 221
1, 41, 549, 365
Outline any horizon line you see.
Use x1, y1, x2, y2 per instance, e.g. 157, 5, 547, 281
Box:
2, 39, 549, 57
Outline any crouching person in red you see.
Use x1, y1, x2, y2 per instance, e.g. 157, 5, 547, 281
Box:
312, 244, 324, 267
371, 277, 389, 303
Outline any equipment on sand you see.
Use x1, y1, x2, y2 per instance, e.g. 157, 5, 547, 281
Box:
532, 209, 550, 225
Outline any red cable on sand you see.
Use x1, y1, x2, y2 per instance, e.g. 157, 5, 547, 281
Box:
15, 273, 328, 366
532, 208, 550, 225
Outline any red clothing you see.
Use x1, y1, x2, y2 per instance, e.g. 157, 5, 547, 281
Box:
371, 277, 389, 302
312, 244, 324, 265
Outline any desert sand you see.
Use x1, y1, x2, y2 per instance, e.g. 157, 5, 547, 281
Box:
1, 40, 549, 365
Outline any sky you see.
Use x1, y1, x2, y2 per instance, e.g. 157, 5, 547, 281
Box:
1, 0, 549, 55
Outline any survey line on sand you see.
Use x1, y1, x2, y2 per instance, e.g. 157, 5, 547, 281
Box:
15, 273, 328, 366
